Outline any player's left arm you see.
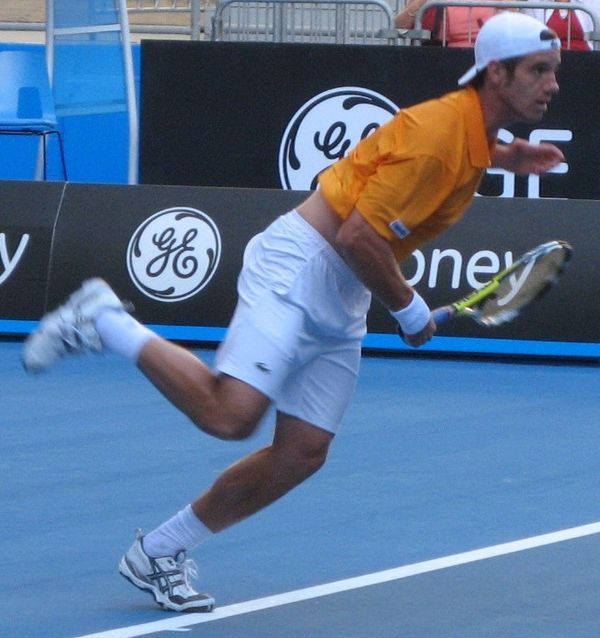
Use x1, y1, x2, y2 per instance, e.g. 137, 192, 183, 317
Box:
491, 138, 564, 175
335, 209, 436, 348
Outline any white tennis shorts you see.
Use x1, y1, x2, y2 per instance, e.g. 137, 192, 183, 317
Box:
215, 209, 371, 434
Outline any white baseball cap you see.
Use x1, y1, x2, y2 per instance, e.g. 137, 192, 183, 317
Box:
458, 12, 561, 86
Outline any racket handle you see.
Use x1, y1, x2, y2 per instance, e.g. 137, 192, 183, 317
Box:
431, 306, 455, 326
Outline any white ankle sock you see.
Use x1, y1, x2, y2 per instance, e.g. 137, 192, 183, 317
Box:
143, 505, 214, 558
95, 309, 155, 362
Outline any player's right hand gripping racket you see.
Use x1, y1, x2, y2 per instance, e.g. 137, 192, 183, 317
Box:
432, 240, 572, 327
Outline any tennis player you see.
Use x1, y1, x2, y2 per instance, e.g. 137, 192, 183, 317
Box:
23, 12, 563, 613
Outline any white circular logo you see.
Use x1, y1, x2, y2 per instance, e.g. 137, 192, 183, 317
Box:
127, 207, 221, 302
279, 87, 399, 191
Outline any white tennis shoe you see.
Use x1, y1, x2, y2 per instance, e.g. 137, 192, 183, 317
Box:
118, 530, 215, 613
22, 278, 127, 373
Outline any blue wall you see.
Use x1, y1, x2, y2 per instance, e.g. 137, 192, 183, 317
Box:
0, 42, 140, 184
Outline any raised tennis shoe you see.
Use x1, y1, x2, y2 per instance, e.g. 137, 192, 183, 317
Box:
118, 529, 215, 613
22, 278, 128, 373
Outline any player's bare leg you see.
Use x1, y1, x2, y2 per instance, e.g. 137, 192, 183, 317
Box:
136, 337, 272, 441
119, 410, 332, 612
192, 413, 333, 532
22, 278, 335, 613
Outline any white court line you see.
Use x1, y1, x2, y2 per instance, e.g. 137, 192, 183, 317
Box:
77, 521, 600, 638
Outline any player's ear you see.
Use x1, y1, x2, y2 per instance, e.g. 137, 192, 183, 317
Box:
485, 60, 506, 86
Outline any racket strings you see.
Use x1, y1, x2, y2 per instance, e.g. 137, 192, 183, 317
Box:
477, 249, 569, 325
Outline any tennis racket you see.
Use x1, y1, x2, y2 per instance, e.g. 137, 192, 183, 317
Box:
432, 240, 572, 327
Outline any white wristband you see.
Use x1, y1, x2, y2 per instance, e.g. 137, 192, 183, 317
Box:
390, 291, 430, 335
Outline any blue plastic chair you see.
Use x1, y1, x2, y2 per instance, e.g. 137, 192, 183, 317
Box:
0, 49, 67, 180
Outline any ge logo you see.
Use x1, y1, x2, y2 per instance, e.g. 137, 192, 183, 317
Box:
127, 207, 221, 302
278, 87, 399, 191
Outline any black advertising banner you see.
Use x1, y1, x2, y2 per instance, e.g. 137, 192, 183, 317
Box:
0, 179, 598, 356
0, 180, 65, 324
367, 196, 600, 347
48, 183, 308, 328
43, 182, 600, 357
140, 41, 600, 201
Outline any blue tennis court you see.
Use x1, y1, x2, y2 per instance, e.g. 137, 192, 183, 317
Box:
3, 339, 600, 637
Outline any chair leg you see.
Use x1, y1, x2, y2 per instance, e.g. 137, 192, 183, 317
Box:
56, 131, 68, 181
42, 132, 48, 181
0, 130, 67, 181
43, 131, 68, 181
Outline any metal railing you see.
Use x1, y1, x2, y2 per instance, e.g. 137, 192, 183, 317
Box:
4, 0, 600, 46
0, 0, 210, 41
390, 0, 600, 49
125, 0, 206, 39
211, 0, 395, 43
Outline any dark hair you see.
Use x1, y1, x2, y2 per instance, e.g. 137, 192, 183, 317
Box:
540, 27, 559, 41
468, 56, 523, 88
500, 57, 521, 75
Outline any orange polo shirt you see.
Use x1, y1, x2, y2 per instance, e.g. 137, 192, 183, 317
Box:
318, 86, 492, 262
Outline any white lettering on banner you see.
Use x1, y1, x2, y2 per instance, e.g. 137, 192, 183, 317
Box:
406, 248, 514, 290
427, 249, 504, 288
527, 129, 571, 198
427, 248, 462, 289
483, 128, 572, 199
465, 250, 501, 289
496, 260, 535, 307
0, 233, 29, 285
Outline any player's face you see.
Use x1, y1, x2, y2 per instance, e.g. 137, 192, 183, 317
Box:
499, 51, 561, 122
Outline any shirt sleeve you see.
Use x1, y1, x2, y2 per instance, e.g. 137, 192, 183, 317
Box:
354, 152, 459, 243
